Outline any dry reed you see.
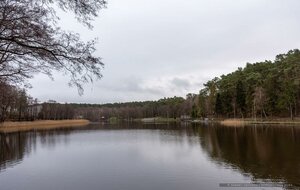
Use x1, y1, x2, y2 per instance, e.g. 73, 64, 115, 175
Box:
0, 120, 90, 133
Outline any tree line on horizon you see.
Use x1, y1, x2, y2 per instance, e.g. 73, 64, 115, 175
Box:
72, 49, 300, 121
0, 84, 75, 122
1, 49, 300, 122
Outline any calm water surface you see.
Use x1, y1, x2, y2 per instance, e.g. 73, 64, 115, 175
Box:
0, 123, 299, 190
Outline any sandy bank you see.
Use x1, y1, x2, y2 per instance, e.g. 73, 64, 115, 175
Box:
0, 119, 90, 133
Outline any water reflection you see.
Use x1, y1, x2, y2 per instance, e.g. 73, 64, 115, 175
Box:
0, 129, 74, 172
0, 123, 299, 189
192, 124, 300, 188
0, 132, 29, 172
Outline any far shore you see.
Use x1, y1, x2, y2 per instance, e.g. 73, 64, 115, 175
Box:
134, 117, 300, 127
1, 118, 299, 133
133, 117, 300, 126
219, 118, 300, 127
0, 119, 90, 133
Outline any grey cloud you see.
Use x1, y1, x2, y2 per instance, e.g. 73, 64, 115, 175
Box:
171, 78, 191, 89
100, 76, 165, 96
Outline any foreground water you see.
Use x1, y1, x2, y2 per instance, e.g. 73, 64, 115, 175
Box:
0, 123, 299, 190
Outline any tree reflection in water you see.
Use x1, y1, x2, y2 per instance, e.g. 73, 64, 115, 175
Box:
0, 132, 30, 172
0, 129, 73, 172
192, 124, 300, 188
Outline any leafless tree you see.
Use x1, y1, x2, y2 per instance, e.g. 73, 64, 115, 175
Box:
0, 0, 106, 93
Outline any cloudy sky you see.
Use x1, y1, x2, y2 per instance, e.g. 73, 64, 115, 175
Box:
29, 0, 300, 104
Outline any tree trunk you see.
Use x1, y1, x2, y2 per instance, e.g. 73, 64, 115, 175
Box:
253, 100, 257, 122
240, 109, 244, 119
294, 101, 297, 118
18, 105, 22, 121
290, 103, 294, 120
263, 108, 267, 119
233, 103, 236, 119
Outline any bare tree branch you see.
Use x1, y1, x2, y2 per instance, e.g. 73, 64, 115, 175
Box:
0, 0, 106, 94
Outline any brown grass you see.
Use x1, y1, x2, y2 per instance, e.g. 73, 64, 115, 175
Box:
0, 119, 90, 133
220, 119, 248, 127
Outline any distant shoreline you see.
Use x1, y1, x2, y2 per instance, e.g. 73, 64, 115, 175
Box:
1, 118, 299, 133
219, 118, 300, 127
135, 117, 300, 126
0, 119, 90, 133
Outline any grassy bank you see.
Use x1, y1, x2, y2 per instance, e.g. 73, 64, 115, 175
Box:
0, 119, 90, 133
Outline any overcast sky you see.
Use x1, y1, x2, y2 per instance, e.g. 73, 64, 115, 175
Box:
28, 0, 300, 104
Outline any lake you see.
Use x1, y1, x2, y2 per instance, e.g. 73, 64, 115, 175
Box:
0, 123, 299, 190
